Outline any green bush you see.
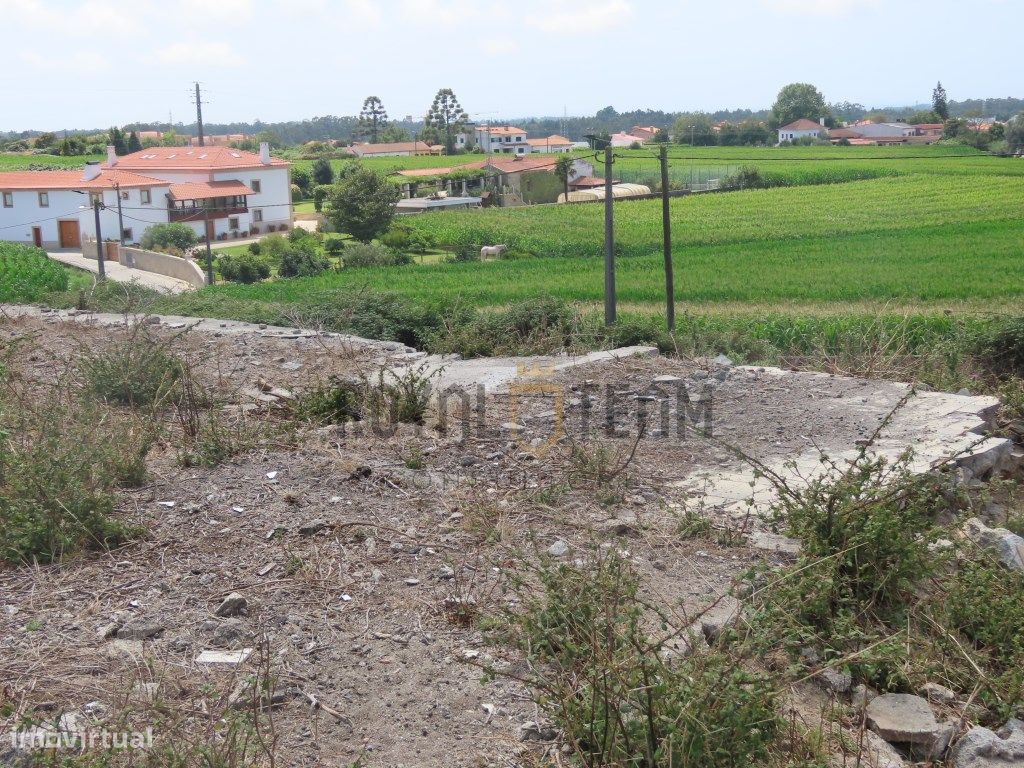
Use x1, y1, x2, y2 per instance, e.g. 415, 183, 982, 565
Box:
140, 222, 198, 252
247, 242, 261, 256
298, 377, 365, 424
278, 249, 330, 278
257, 233, 289, 265
0, 395, 147, 563
342, 243, 411, 269
501, 550, 779, 767
975, 316, 1024, 375
0, 243, 69, 301
218, 252, 271, 284
81, 332, 184, 407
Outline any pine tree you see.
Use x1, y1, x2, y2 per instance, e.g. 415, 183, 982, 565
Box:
108, 127, 128, 155
425, 88, 469, 156
357, 96, 389, 144
127, 131, 142, 153
933, 82, 949, 121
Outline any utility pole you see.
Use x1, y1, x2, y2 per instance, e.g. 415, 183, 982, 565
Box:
603, 144, 615, 326
203, 207, 214, 285
93, 196, 106, 281
113, 182, 125, 245
194, 81, 205, 147
660, 145, 674, 330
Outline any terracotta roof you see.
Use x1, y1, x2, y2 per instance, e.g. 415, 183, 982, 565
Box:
477, 126, 527, 136
465, 156, 565, 174
108, 146, 288, 171
780, 119, 824, 131
569, 176, 608, 188
525, 135, 573, 147
168, 180, 255, 201
0, 168, 166, 191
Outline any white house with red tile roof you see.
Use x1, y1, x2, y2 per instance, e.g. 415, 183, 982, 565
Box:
778, 118, 826, 143
475, 126, 530, 155
525, 135, 573, 153
349, 141, 442, 158
0, 142, 292, 249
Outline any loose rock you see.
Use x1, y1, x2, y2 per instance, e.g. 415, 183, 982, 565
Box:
866, 693, 939, 746
214, 592, 248, 618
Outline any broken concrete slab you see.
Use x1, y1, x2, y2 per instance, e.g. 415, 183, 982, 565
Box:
195, 648, 253, 667
866, 693, 939, 746
949, 719, 1024, 767
861, 730, 907, 768
963, 518, 1024, 571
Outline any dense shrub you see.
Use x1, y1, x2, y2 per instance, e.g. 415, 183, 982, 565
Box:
0, 393, 147, 563
140, 222, 198, 252
218, 252, 271, 283
298, 377, 365, 424
974, 316, 1024, 376
278, 249, 331, 278
81, 331, 184, 407
342, 243, 411, 269
0, 243, 69, 301
380, 225, 435, 254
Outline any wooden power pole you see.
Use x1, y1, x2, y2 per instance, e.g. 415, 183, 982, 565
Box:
194, 82, 205, 147
660, 145, 675, 330
603, 145, 616, 326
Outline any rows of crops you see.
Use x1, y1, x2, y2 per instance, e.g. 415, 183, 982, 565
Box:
0, 243, 70, 302
402, 174, 1024, 259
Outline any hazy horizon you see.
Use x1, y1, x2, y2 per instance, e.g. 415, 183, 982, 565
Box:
1, 0, 1020, 132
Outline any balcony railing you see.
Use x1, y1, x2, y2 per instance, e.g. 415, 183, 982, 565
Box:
168, 195, 248, 223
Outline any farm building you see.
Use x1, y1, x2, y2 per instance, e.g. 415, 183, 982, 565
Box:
777, 118, 826, 143
525, 135, 573, 153
0, 143, 292, 248
349, 141, 443, 158
558, 183, 652, 203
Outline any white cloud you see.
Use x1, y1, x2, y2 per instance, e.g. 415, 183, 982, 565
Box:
343, 0, 383, 25
477, 37, 519, 56
157, 40, 246, 68
397, 0, 478, 25
764, 0, 880, 15
528, 0, 631, 34
182, 0, 251, 16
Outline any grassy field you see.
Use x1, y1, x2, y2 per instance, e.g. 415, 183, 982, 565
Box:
0, 153, 104, 170
401, 174, 1024, 258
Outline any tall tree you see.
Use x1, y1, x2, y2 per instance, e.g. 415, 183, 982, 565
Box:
1006, 113, 1024, 153
425, 88, 469, 155
325, 168, 401, 243
127, 130, 142, 153
108, 126, 128, 155
933, 81, 950, 121
554, 156, 576, 202
771, 83, 829, 129
311, 158, 335, 186
357, 96, 389, 143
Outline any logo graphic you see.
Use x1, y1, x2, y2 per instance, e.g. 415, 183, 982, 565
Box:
508, 361, 564, 456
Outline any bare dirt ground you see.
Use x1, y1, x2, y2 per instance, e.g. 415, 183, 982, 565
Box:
0, 311, 1011, 767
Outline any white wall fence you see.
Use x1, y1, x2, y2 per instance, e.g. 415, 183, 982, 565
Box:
119, 246, 208, 288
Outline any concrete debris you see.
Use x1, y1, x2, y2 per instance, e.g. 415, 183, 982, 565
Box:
195, 648, 253, 667
963, 518, 1024, 571
547, 540, 570, 557
699, 595, 742, 642
747, 531, 801, 555
921, 682, 957, 704
816, 667, 852, 694
861, 730, 907, 768
713, 354, 734, 367
214, 593, 248, 618
866, 693, 939, 746
949, 719, 1024, 768
116, 620, 165, 640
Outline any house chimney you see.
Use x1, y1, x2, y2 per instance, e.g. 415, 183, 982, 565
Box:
259, 142, 271, 165
106, 144, 118, 167
819, 117, 826, 127
82, 161, 102, 182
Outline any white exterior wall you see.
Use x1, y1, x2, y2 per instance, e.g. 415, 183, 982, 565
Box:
79, 186, 171, 245
212, 166, 292, 234
0, 189, 85, 248
777, 128, 821, 142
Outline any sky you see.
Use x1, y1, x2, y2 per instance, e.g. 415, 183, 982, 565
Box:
0, 0, 1020, 131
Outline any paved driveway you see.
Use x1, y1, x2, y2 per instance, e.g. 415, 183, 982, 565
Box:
47, 250, 193, 294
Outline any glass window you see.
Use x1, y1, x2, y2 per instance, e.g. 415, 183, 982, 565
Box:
253, 209, 263, 222
251, 179, 261, 193
140, 189, 151, 205
122, 228, 133, 242
228, 217, 239, 229
38, 192, 48, 207
2, 191, 12, 208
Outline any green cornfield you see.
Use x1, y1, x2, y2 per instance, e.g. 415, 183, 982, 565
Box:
0, 243, 70, 302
